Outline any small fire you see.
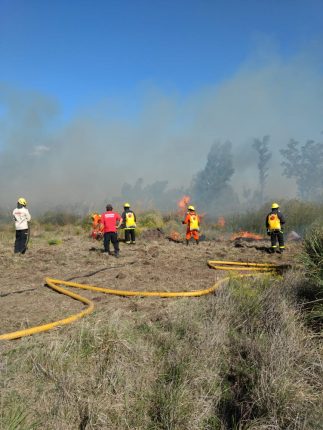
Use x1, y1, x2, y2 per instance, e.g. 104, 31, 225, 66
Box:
168, 231, 182, 242
177, 195, 191, 215
217, 216, 225, 228
231, 231, 264, 240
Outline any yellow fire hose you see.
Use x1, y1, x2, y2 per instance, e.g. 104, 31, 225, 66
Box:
0, 260, 281, 341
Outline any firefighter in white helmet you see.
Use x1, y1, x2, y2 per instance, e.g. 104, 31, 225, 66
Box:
266, 202, 286, 253
13, 197, 31, 254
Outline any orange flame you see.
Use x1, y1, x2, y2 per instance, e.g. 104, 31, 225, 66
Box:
177, 195, 191, 215
231, 231, 264, 240
178, 195, 191, 209
168, 231, 182, 242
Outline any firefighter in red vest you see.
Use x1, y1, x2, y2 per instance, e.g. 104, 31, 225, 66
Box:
101, 204, 122, 257
266, 202, 286, 253
182, 205, 200, 245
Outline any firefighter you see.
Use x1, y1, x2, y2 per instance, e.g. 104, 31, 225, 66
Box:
121, 203, 137, 244
182, 205, 200, 245
13, 197, 31, 254
266, 202, 286, 253
101, 204, 122, 257
91, 212, 104, 240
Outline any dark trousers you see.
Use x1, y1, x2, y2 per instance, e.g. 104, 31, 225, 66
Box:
125, 229, 135, 243
104, 232, 119, 254
14, 229, 29, 254
270, 230, 285, 250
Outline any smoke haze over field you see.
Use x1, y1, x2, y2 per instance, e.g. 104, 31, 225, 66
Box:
1, 46, 323, 213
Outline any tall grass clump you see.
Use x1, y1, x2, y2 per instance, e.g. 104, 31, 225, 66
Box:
295, 223, 323, 330
301, 223, 323, 286
138, 211, 165, 229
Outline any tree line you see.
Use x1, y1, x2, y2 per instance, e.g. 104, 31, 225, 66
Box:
117, 136, 323, 213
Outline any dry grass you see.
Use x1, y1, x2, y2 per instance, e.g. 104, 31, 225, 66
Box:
1, 277, 322, 429
0, 222, 322, 429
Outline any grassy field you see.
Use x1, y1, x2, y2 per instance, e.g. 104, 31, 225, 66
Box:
0, 212, 322, 430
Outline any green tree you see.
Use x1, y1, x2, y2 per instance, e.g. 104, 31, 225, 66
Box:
192, 141, 235, 210
252, 135, 272, 204
280, 139, 323, 200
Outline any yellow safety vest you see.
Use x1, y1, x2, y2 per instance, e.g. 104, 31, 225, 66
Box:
268, 213, 281, 230
125, 212, 136, 228
189, 214, 199, 231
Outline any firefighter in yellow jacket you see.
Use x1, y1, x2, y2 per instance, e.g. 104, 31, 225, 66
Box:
182, 205, 200, 245
266, 202, 286, 253
121, 203, 137, 244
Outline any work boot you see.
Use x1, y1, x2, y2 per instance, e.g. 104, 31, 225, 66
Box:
114, 252, 120, 258
268, 248, 275, 254
131, 241, 136, 244
186, 239, 189, 246
195, 239, 199, 245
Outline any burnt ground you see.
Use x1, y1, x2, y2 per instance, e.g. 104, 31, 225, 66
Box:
0, 228, 299, 343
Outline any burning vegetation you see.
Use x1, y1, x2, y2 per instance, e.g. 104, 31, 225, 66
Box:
231, 231, 264, 241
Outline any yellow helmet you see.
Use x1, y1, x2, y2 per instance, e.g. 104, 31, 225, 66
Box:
18, 197, 27, 206
188, 205, 195, 211
124, 202, 130, 208
271, 202, 279, 209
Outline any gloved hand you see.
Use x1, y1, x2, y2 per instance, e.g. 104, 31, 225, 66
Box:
181, 221, 185, 224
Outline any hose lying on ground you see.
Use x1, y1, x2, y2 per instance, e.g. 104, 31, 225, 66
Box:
0, 260, 285, 341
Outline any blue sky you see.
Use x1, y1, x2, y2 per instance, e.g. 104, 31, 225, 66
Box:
1, 0, 322, 117
0, 0, 323, 207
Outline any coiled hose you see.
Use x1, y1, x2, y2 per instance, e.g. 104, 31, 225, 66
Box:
0, 260, 279, 341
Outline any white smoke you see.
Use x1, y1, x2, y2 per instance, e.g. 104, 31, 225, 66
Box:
0, 43, 322, 211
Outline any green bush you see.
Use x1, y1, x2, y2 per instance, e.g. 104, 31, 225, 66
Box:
138, 211, 165, 229
298, 224, 323, 329
48, 239, 61, 246
301, 223, 323, 286
37, 211, 81, 226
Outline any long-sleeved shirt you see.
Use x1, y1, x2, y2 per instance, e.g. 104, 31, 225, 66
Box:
13, 207, 31, 230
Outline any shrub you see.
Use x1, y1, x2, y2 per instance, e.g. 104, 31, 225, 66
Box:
297, 224, 323, 330
48, 239, 61, 246
38, 211, 81, 226
138, 211, 164, 229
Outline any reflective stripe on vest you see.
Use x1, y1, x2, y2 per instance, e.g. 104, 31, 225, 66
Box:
125, 212, 136, 228
189, 214, 199, 231
268, 213, 281, 230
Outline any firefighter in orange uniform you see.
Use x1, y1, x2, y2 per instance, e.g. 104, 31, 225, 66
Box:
91, 213, 104, 240
266, 202, 286, 253
182, 205, 200, 245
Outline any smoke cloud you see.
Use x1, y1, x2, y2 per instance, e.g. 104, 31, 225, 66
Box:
1, 44, 322, 213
